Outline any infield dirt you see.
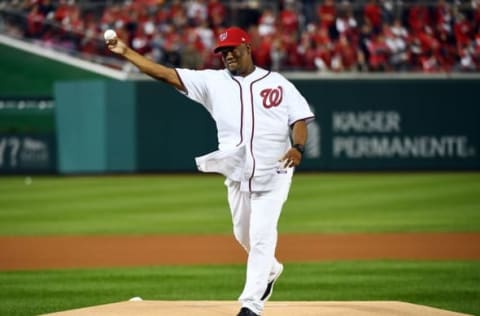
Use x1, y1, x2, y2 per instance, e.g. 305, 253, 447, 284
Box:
1, 232, 479, 270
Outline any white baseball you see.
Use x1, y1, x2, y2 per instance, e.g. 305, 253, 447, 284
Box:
104, 29, 117, 41
129, 297, 143, 302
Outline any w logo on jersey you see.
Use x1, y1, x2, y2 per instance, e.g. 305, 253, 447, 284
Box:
260, 86, 283, 108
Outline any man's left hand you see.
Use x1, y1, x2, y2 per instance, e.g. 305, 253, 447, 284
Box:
280, 148, 303, 168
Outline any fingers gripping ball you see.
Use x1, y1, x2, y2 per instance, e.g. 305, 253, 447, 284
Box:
104, 29, 117, 43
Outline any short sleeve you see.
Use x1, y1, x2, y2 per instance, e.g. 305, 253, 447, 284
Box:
175, 68, 211, 112
285, 80, 315, 125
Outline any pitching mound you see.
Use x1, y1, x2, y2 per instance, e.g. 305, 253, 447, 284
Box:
42, 300, 472, 316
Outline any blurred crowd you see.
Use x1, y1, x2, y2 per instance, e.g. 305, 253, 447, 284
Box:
1, 0, 480, 72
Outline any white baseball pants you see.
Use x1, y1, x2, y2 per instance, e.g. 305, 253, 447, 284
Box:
225, 176, 291, 315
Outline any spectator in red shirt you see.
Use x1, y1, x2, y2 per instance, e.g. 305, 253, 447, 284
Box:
27, 3, 45, 38
335, 2, 358, 42
311, 24, 332, 49
66, 6, 85, 35
364, 0, 383, 33
317, 0, 336, 37
296, 29, 317, 70
281, 31, 302, 68
54, 0, 69, 24
420, 52, 441, 72
331, 34, 358, 71
258, 7, 277, 37
167, 0, 184, 22
253, 34, 274, 69
131, 26, 151, 56
279, 1, 300, 34
79, 24, 99, 56
367, 33, 390, 71
409, 26, 441, 70
207, 0, 226, 26
314, 42, 332, 72
183, 25, 205, 52
100, 4, 118, 30
418, 27, 440, 54
434, 0, 453, 38
454, 13, 473, 48
408, 4, 432, 35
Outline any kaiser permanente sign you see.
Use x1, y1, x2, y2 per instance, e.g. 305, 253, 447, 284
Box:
332, 111, 475, 159
294, 78, 479, 170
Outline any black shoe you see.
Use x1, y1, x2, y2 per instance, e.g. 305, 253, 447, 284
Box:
261, 263, 283, 301
237, 307, 259, 316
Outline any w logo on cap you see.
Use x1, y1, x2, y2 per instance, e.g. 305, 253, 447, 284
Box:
214, 27, 250, 53
219, 32, 228, 41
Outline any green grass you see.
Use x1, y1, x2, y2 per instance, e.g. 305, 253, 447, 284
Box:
0, 173, 479, 235
1, 173, 479, 316
0, 261, 478, 316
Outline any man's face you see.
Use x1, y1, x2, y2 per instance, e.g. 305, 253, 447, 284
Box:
219, 43, 252, 76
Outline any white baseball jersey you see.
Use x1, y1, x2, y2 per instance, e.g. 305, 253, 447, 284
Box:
176, 66, 314, 192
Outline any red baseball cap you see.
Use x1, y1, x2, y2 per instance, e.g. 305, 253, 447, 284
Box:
213, 27, 250, 53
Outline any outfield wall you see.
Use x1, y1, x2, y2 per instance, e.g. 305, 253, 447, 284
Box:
3, 78, 478, 173
51, 78, 479, 173
0, 97, 56, 173
54, 80, 217, 173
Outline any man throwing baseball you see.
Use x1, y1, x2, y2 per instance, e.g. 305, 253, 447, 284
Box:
106, 26, 314, 316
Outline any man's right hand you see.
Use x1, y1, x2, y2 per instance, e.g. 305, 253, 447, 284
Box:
106, 38, 127, 56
